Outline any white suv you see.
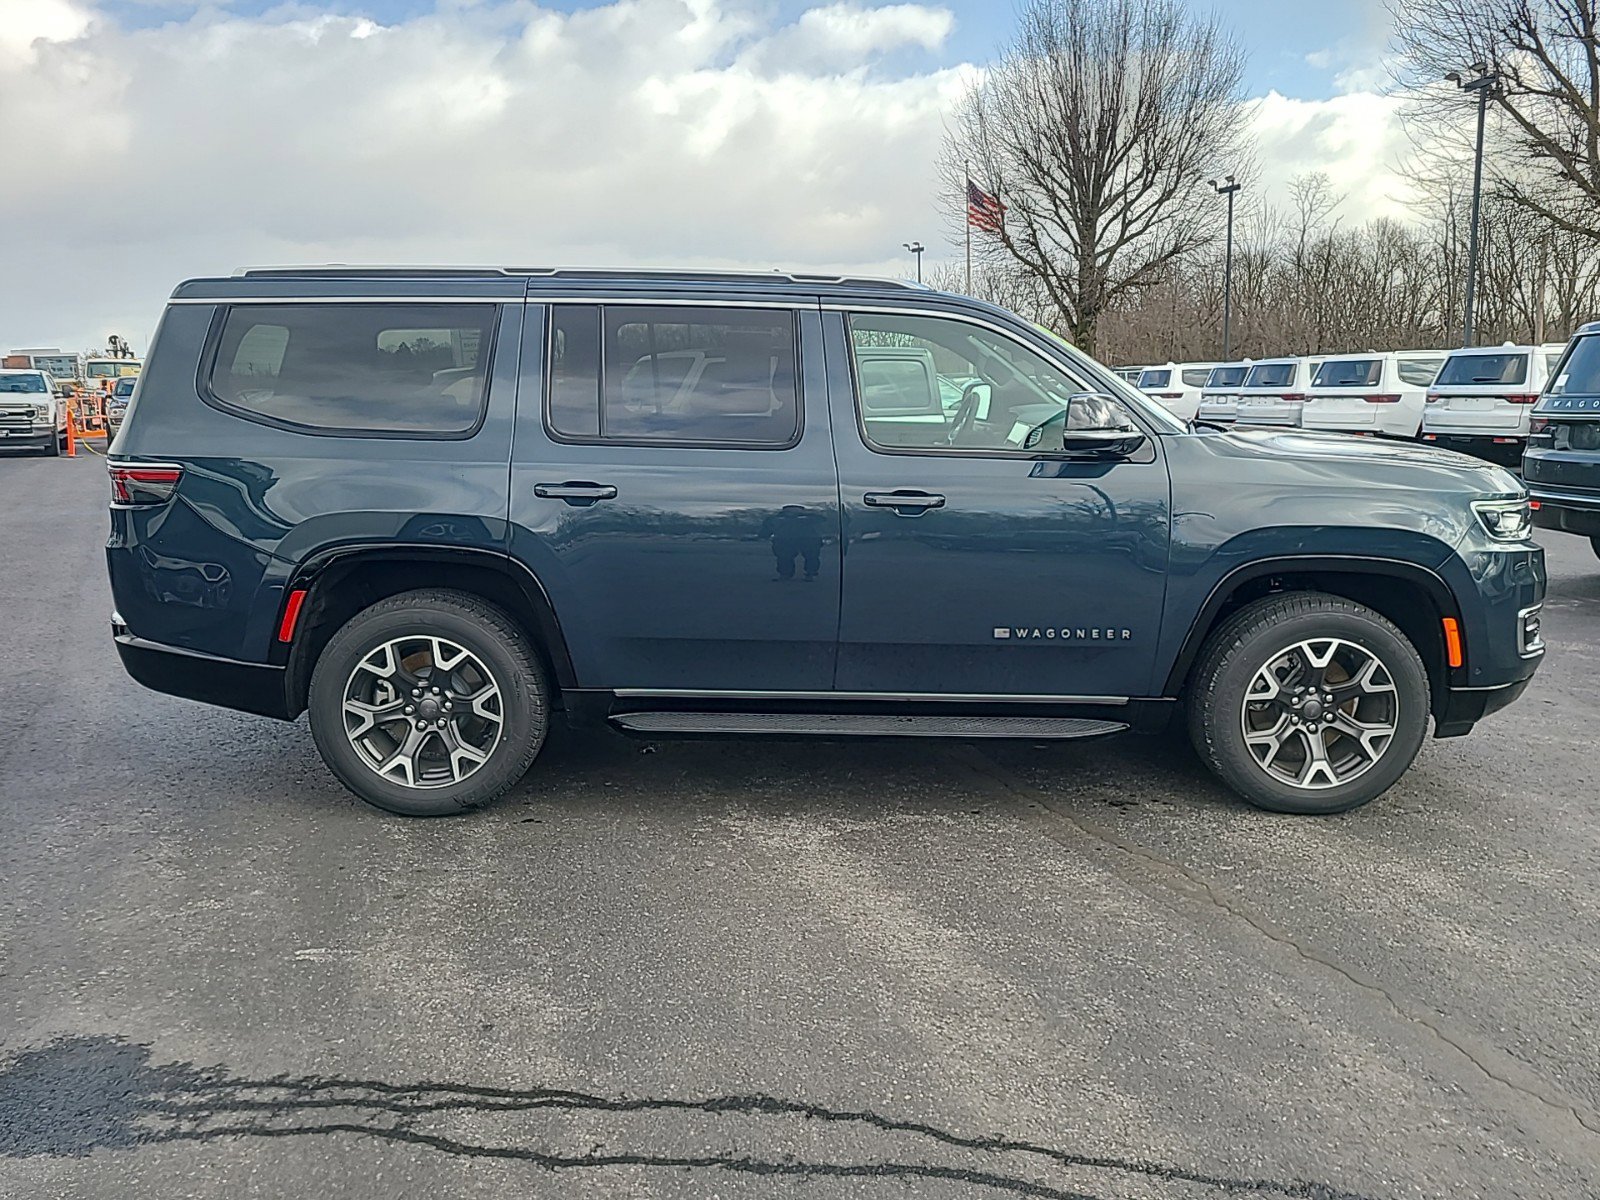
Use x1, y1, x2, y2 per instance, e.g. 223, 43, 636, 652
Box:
1234, 357, 1321, 428
1420, 343, 1566, 466
1138, 362, 1219, 422
0, 369, 66, 455
1195, 361, 1251, 425
1301, 351, 1446, 439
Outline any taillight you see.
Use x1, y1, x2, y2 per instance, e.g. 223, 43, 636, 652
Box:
109, 463, 183, 507
1425, 392, 1440, 403
1363, 393, 1402, 404
1155, 392, 1183, 400
1530, 417, 1550, 434
1507, 394, 1539, 404
1280, 393, 1306, 403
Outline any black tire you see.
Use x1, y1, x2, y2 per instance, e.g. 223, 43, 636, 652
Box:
46, 428, 62, 457
308, 589, 549, 816
1590, 535, 1600, 561
1186, 592, 1430, 815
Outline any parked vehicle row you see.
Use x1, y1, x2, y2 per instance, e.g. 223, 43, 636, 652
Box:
1128, 344, 1567, 469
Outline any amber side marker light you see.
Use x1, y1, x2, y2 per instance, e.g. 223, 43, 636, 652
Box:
1442, 617, 1464, 668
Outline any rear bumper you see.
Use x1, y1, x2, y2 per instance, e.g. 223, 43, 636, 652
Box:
1420, 433, 1526, 468
1529, 487, 1600, 537
112, 613, 294, 721
1234, 404, 1302, 427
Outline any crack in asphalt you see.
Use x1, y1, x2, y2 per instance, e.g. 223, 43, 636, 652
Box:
0, 1035, 1375, 1200
954, 747, 1600, 1142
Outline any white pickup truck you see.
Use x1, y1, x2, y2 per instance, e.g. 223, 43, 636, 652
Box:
0, 369, 68, 456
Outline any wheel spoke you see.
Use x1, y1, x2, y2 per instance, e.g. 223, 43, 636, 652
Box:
1243, 713, 1294, 769
463, 682, 503, 726
440, 723, 490, 782
1295, 726, 1340, 788
1330, 710, 1395, 763
374, 724, 430, 786
343, 696, 409, 739
1329, 656, 1394, 703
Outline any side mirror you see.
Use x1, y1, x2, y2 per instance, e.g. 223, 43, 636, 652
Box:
1025, 393, 1147, 457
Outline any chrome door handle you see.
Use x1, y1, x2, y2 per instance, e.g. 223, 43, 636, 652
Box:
534, 482, 618, 506
863, 490, 946, 515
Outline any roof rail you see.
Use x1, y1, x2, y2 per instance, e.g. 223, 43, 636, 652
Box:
233, 265, 929, 290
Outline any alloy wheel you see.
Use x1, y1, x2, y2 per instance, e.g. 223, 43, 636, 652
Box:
341, 636, 504, 789
1239, 637, 1399, 790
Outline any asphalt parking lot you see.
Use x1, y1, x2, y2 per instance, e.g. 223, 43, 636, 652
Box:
1, 450, 1597, 1200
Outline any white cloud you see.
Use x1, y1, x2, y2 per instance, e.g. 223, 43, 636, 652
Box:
0, 0, 974, 352
0, 0, 1427, 355
1248, 90, 1417, 222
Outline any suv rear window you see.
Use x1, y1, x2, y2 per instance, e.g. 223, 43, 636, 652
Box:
1313, 359, 1381, 387
1206, 365, 1246, 388
1436, 352, 1528, 386
548, 305, 799, 447
1243, 362, 1295, 388
206, 304, 496, 435
1138, 369, 1171, 388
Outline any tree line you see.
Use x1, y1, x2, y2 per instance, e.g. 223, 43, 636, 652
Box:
938, 0, 1600, 365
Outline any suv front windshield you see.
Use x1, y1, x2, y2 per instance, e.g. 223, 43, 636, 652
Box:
0, 374, 48, 394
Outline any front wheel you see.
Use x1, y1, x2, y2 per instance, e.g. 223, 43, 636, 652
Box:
1187, 592, 1430, 814
308, 589, 550, 816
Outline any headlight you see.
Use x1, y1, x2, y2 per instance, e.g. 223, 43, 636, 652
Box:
1472, 498, 1533, 541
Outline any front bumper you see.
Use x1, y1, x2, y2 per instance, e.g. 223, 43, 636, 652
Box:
112, 612, 294, 721
1435, 677, 1534, 738
0, 425, 56, 449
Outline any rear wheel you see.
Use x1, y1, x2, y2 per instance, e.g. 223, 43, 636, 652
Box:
1187, 592, 1430, 814
308, 589, 549, 816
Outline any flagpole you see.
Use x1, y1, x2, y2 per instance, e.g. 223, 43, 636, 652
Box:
964, 163, 972, 294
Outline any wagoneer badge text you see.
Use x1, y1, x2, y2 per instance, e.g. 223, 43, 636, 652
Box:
994, 627, 1134, 641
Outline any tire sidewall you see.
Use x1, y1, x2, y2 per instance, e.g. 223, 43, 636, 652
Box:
308, 600, 546, 816
1196, 605, 1429, 815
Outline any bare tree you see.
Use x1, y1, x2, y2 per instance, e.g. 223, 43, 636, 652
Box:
941, 0, 1247, 354
1392, 0, 1600, 240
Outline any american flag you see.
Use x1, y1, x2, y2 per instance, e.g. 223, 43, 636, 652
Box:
967, 179, 1005, 233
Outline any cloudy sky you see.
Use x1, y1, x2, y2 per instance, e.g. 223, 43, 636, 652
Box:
4, 0, 1411, 353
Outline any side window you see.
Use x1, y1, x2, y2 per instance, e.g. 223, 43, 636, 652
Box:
1181, 368, 1211, 388
207, 304, 496, 435
1396, 357, 1443, 387
848, 312, 1106, 452
547, 305, 800, 447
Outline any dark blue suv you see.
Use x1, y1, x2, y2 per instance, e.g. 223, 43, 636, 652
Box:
107, 268, 1545, 817
1525, 320, 1600, 560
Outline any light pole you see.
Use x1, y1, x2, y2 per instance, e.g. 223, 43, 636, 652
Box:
1449, 63, 1499, 347
1209, 175, 1241, 360
902, 241, 925, 284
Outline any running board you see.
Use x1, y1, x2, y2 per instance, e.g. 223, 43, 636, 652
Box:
608, 712, 1129, 739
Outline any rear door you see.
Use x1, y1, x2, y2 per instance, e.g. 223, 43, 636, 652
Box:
508, 296, 842, 693
825, 306, 1171, 699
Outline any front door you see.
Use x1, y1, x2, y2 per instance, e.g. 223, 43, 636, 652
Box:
508, 299, 841, 693
826, 308, 1171, 699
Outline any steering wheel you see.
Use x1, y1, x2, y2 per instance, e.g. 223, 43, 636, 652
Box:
945, 381, 985, 446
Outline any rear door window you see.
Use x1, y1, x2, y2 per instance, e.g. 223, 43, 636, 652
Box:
206, 304, 497, 435
547, 305, 800, 448
1313, 359, 1381, 387
1436, 352, 1529, 387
